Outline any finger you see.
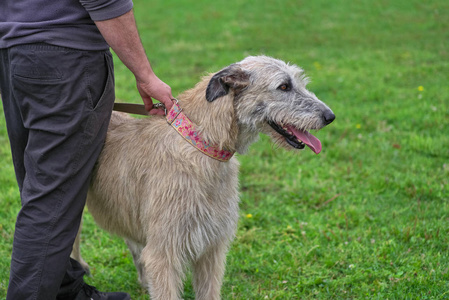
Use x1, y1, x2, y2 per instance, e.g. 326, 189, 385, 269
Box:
148, 108, 166, 116
160, 96, 174, 111
143, 98, 154, 112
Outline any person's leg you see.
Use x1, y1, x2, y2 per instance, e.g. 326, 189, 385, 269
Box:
0, 47, 27, 192
56, 259, 88, 299
1, 44, 116, 300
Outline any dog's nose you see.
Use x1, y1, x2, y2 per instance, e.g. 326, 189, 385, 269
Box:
323, 110, 335, 125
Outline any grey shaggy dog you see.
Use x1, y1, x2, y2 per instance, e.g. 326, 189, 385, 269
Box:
72, 56, 335, 300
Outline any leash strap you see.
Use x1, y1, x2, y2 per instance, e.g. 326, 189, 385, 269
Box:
166, 101, 235, 162
113, 103, 149, 115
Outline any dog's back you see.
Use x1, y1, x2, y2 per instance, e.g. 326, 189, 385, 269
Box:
107, 110, 132, 131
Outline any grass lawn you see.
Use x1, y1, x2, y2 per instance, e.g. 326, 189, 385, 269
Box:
1, 0, 448, 298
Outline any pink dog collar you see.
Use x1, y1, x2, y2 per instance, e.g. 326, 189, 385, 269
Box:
166, 101, 235, 162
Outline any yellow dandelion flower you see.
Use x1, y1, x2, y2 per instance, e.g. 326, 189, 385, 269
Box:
313, 62, 322, 70
356, 124, 361, 129
246, 214, 253, 218
418, 86, 424, 92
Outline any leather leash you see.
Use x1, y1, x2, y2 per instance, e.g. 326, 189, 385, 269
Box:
113, 102, 152, 116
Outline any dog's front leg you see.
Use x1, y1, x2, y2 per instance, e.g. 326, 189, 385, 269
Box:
141, 245, 185, 300
192, 241, 228, 300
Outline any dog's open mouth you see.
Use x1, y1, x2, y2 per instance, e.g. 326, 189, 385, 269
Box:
268, 121, 322, 154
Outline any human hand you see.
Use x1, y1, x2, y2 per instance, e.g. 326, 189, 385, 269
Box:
136, 73, 174, 115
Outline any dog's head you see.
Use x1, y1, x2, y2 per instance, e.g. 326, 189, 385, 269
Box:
206, 56, 335, 154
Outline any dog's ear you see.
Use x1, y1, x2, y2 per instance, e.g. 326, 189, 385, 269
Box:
206, 64, 250, 102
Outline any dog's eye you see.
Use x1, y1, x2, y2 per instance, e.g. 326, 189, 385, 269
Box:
278, 84, 290, 91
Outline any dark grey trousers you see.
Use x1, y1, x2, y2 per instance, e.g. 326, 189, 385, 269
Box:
0, 44, 115, 300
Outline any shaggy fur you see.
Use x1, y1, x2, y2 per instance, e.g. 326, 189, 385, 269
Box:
71, 56, 335, 300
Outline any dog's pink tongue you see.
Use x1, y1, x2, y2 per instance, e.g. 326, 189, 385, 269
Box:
287, 126, 322, 154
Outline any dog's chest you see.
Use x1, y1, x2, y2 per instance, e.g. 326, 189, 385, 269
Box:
176, 160, 241, 247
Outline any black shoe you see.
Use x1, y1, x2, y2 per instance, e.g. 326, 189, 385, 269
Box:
74, 283, 131, 300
